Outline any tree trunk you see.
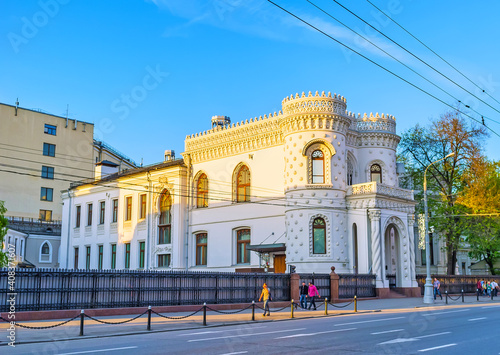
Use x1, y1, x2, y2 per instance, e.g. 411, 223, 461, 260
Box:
446, 247, 457, 275
485, 253, 496, 275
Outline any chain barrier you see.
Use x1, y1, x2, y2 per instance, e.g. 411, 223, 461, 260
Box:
255, 304, 290, 312
447, 294, 461, 301
9, 314, 81, 330
329, 299, 354, 308
85, 310, 148, 325
151, 308, 203, 320
206, 304, 253, 314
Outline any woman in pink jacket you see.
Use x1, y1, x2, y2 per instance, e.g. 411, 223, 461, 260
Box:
307, 282, 320, 310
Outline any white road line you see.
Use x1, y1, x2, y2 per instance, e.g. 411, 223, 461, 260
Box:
219, 352, 248, 355
179, 327, 265, 336
418, 343, 456, 352
334, 316, 405, 326
378, 332, 450, 345
415, 332, 450, 339
59, 346, 138, 355
275, 327, 356, 339
179, 330, 224, 336
187, 328, 306, 342
371, 329, 404, 335
468, 317, 487, 321
422, 309, 469, 316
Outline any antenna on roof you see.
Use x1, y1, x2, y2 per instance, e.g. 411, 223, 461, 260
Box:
65, 104, 69, 127
15, 98, 19, 116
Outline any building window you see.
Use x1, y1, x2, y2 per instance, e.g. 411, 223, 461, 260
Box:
39, 209, 52, 221
41, 242, 50, 255
98, 245, 103, 270
312, 150, 325, 184
347, 158, 354, 186
236, 165, 250, 202
370, 164, 382, 183
125, 196, 132, 221
196, 233, 207, 266
312, 217, 326, 254
158, 190, 171, 244
86, 246, 91, 270
197, 173, 208, 208
99, 201, 105, 224
40, 187, 53, 201
112, 199, 118, 223
87, 203, 93, 226
44, 124, 57, 135
110, 244, 116, 269
139, 241, 145, 269
124, 243, 130, 269
41, 166, 54, 179
139, 194, 147, 219
236, 229, 251, 264
74, 247, 79, 269
75, 206, 81, 228
43, 143, 56, 157
158, 254, 170, 268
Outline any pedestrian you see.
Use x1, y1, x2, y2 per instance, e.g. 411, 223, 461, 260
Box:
299, 282, 308, 310
477, 279, 483, 296
487, 281, 492, 296
433, 278, 442, 300
258, 283, 272, 316
483, 280, 487, 296
491, 280, 498, 297
307, 282, 320, 310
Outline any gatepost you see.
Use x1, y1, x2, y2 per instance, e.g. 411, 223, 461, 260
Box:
330, 266, 340, 302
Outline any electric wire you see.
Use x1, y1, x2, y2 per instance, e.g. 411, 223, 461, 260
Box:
365, 0, 500, 109
265, 0, 500, 138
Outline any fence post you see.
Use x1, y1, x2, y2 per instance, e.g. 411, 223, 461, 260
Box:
147, 306, 152, 331
461, 290, 464, 303
203, 302, 207, 326
290, 274, 300, 305
354, 295, 357, 313
477, 289, 480, 301
491, 290, 494, 301
252, 301, 255, 321
330, 267, 340, 302
324, 298, 328, 316
445, 291, 448, 304
291, 299, 294, 318
79, 310, 84, 336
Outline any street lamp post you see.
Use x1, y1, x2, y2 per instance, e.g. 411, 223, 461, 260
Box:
423, 152, 455, 304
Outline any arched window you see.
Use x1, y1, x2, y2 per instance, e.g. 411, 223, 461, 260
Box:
370, 164, 382, 183
158, 190, 172, 244
196, 233, 208, 266
41, 242, 50, 255
197, 174, 208, 208
236, 229, 251, 264
236, 165, 250, 202
312, 150, 324, 184
347, 158, 354, 185
312, 218, 326, 254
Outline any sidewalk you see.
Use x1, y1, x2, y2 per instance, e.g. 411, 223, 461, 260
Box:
1, 296, 498, 346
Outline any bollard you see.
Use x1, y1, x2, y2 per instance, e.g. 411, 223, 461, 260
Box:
324, 298, 328, 316
79, 310, 84, 336
354, 295, 357, 313
291, 299, 294, 319
252, 301, 255, 321
477, 289, 480, 301
147, 306, 152, 331
462, 290, 464, 303
445, 291, 448, 304
203, 302, 207, 326
492, 290, 494, 301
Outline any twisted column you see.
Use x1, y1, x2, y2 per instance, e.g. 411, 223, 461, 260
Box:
407, 214, 417, 285
369, 210, 382, 287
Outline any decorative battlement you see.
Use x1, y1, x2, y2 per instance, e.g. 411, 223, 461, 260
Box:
281, 91, 347, 116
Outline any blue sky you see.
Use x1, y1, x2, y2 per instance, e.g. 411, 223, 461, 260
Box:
1, 0, 500, 166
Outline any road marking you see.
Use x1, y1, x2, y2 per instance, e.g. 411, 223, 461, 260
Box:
422, 309, 469, 316
334, 316, 405, 326
418, 343, 456, 352
59, 347, 138, 355
371, 329, 404, 335
188, 328, 306, 342
378, 332, 450, 345
275, 327, 356, 339
179, 330, 224, 336
468, 317, 486, 321
179, 327, 265, 336
219, 352, 248, 355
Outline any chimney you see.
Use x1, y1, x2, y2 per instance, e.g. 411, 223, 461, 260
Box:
164, 150, 175, 162
211, 115, 231, 128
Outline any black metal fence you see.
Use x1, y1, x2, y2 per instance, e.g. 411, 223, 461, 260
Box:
0, 268, 290, 312
299, 273, 331, 300
338, 274, 376, 298
416, 274, 500, 295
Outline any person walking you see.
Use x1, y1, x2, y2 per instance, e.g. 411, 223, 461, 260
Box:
486, 281, 492, 297
477, 279, 483, 296
491, 280, 498, 297
299, 282, 309, 310
433, 278, 442, 300
307, 282, 320, 310
259, 283, 272, 316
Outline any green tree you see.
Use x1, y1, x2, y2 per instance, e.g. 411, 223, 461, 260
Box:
398, 110, 487, 275
0, 201, 8, 267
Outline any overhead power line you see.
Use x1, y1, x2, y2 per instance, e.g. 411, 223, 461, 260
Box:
265, 0, 500, 138
365, 0, 500, 109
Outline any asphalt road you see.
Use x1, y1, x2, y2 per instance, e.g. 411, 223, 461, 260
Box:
7, 304, 500, 354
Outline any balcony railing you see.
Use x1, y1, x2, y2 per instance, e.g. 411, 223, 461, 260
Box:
346, 181, 414, 200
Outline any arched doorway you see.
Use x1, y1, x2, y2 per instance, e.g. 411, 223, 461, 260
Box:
384, 224, 399, 288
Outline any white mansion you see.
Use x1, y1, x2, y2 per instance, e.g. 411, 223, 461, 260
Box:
60, 90, 419, 295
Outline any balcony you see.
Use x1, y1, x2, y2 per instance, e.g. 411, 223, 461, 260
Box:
346, 181, 414, 201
